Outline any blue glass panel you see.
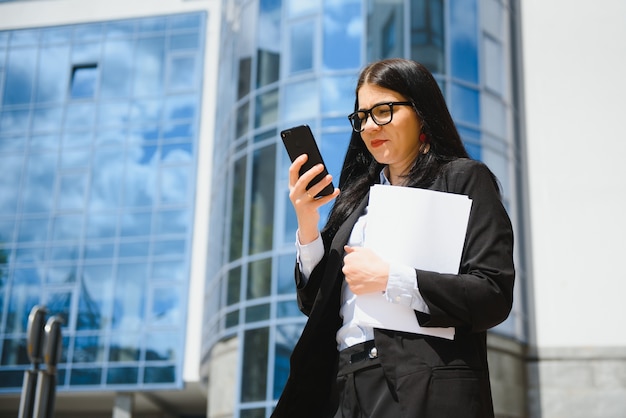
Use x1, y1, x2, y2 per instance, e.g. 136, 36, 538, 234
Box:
164, 94, 195, 121
289, 20, 314, 73
0, 155, 21, 215
286, 0, 318, 17
21, 153, 56, 214
276, 300, 300, 318
273, 323, 303, 398
17, 217, 49, 243
450, 83, 480, 125
145, 332, 178, 361
151, 259, 185, 281
249, 145, 276, 254
77, 264, 113, 330
47, 244, 80, 263
14, 246, 45, 264
1, 338, 29, 365
51, 214, 83, 241
37, 46, 70, 103
277, 253, 296, 295
85, 213, 117, 238
154, 209, 188, 235
71, 42, 100, 64
247, 258, 272, 299
152, 239, 186, 256
323, 0, 361, 70
283, 79, 319, 123
168, 55, 197, 91
169, 13, 202, 30
241, 327, 268, 402
105, 21, 135, 39
450, 0, 478, 83
255, 89, 278, 128
320, 131, 349, 181
130, 98, 163, 123
118, 241, 150, 258
73, 335, 104, 363
62, 132, 92, 149
169, 33, 199, 51
139, 17, 167, 33
30, 134, 59, 151
151, 286, 181, 326
112, 262, 147, 330
0, 109, 30, 134
6, 273, 40, 332
0, 31, 9, 47
109, 334, 140, 361
107, 367, 139, 384
32, 107, 63, 133
74, 24, 103, 42
9, 29, 39, 47
134, 37, 165, 97
120, 211, 151, 237
60, 149, 91, 169
64, 103, 96, 131
84, 242, 115, 259
144, 365, 176, 384
245, 304, 270, 322
163, 123, 192, 141
69, 368, 102, 385
4, 48, 37, 105
101, 40, 133, 98
57, 174, 88, 211
0, 370, 27, 387
322, 76, 357, 115
160, 166, 191, 205
90, 148, 123, 209
45, 289, 72, 327
41, 27, 72, 45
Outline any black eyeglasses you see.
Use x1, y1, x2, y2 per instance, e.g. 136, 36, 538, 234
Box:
347, 101, 414, 132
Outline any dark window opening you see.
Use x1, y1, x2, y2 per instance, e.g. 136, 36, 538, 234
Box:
70, 63, 99, 99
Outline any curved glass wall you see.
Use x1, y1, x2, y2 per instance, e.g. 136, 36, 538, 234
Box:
0, 13, 205, 391
206, 0, 523, 415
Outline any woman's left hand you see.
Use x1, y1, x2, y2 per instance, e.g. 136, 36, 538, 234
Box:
342, 246, 389, 295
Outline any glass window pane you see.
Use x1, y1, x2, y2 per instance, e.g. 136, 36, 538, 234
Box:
57, 173, 88, 211
1, 338, 29, 365
107, 367, 139, 384
69, 368, 102, 385
277, 253, 296, 295
320, 131, 349, 181
245, 303, 270, 322
109, 333, 140, 361
255, 88, 278, 128
151, 259, 185, 281
286, 0, 318, 17
51, 214, 83, 242
323, 0, 361, 70
45, 290, 72, 329
134, 37, 165, 97
247, 258, 271, 300
32, 108, 63, 133
3, 48, 37, 105
151, 285, 181, 326
227, 266, 241, 305
229, 156, 247, 261
368, 0, 403, 61
73, 335, 104, 363
484, 36, 504, 96
450, 0, 478, 83
450, 83, 480, 125
112, 262, 147, 330
154, 209, 188, 235
168, 55, 197, 91
144, 365, 176, 384
101, 40, 133, 98
410, 0, 445, 74
321, 76, 356, 115
241, 327, 268, 402
21, 154, 56, 213
85, 212, 117, 238
283, 79, 319, 123
77, 264, 113, 330
274, 323, 303, 398
169, 33, 199, 51
37, 46, 70, 103
289, 20, 314, 73
238, 57, 252, 99
145, 332, 178, 361
70, 65, 99, 99
160, 165, 190, 204
249, 144, 275, 254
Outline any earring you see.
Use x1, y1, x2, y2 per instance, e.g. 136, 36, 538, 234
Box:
419, 133, 428, 143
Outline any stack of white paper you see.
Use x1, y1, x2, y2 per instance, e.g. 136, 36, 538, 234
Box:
353, 184, 473, 340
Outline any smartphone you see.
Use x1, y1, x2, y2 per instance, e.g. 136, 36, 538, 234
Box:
280, 124, 335, 198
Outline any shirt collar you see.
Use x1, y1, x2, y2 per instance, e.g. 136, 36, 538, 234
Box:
379, 167, 391, 186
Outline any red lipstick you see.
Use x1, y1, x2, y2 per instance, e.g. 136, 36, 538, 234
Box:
371, 139, 387, 148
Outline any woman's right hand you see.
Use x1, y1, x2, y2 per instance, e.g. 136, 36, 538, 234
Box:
288, 154, 340, 244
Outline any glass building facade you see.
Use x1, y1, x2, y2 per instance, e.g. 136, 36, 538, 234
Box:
0, 12, 205, 390
205, 0, 523, 416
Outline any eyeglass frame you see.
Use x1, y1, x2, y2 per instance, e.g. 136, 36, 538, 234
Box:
347, 101, 415, 132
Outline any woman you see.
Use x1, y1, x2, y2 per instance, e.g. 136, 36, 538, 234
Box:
273, 59, 515, 417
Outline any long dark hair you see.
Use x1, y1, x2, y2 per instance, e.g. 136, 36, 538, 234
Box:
323, 58, 469, 238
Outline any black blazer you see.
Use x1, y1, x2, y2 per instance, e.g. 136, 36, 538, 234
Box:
272, 158, 515, 418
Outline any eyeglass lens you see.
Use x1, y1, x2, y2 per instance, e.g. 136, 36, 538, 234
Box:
349, 103, 395, 132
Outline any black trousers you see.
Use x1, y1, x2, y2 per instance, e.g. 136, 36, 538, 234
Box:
332, 341, 402, 418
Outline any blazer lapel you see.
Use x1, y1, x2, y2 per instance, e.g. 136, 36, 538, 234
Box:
330, 191, 370, 252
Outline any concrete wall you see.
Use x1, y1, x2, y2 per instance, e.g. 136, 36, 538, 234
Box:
520, 1, 626, 416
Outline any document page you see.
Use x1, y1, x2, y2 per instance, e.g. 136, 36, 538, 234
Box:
354, 184, 472, 339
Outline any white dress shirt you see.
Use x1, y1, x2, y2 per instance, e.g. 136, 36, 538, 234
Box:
296, 169, 431, 351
